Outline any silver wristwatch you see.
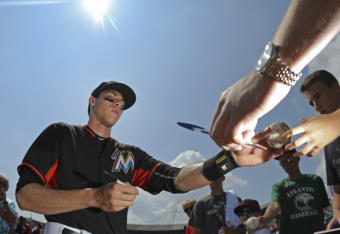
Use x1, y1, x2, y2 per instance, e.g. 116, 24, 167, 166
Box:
255, 41, 301, 86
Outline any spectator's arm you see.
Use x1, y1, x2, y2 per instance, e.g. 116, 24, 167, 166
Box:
259, 202, 281, 227
210, 0, 340, 151
273, 0, 340, 73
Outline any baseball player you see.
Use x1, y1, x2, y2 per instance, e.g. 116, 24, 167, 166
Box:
15, 81, 280, 234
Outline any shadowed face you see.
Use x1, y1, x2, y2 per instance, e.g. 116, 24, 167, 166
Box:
209, 176, 225, 193
303, 81, 340, 114
89, 90, 125, 128
278, 151, 300, 174
236, 207, 261, 223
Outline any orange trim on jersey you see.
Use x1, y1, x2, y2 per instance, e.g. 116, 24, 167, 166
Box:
148, 162, 161, 183
45, 160, 59, 188
18, 163, 47, 185
131, 168, 149, 189
82, 126, 96, 137
132, 162, 162, 190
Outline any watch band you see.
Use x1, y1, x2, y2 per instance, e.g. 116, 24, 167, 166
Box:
255, 41, 302, 86
263, 57, 302, 86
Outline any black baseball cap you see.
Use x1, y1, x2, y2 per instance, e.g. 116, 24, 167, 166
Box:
91, 81, 136, 110
234, 199, 261, 214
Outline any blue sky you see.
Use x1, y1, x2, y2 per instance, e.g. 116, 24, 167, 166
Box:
1, 0, 340, 224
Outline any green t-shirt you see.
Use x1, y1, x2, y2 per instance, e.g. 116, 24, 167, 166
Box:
271, 174, 329, 234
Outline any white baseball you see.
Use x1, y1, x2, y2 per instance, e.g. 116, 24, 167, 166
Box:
246, 217, 259, 230
266, 122, 290, 148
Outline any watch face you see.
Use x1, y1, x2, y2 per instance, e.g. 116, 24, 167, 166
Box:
255, 41, 274, 71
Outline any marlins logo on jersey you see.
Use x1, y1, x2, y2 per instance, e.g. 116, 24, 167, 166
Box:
111, 149, 135, 174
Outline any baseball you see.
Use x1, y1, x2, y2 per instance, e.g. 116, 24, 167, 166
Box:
246, 217, 259, 230
266, 122, 290, 148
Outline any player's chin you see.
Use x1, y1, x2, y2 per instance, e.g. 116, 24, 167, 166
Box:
105, 115, 121, 125
102, 119, 119, 128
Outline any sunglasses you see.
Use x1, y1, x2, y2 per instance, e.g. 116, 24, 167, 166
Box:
236, 208, 256, 217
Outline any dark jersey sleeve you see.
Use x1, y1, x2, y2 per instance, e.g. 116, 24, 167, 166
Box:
16, 167, 45, 192
130, 146, 183, 194
316, 176, 330, 209
325, 146, 340, 185
16, 123, 61, 191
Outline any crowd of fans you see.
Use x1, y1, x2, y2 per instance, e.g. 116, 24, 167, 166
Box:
15, 216, 43, 234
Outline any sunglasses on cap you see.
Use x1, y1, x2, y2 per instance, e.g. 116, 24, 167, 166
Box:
236, 208, 257, 217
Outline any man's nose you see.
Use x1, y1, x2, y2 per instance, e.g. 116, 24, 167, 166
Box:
112, 99, 124, 109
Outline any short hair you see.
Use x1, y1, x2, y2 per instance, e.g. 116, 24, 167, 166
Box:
300, 70, 339, 93
0, 173, 9, 192
182, 199, 196, 209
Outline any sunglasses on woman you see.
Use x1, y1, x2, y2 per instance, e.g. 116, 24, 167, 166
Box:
236, 208, 257, 217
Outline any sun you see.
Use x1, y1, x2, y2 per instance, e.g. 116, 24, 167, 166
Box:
83, 0, 111, 22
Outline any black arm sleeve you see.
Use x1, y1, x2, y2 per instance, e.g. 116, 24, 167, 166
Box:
16, 123, 61, 191
16, 167, 44, 192
131, 146, 183, 194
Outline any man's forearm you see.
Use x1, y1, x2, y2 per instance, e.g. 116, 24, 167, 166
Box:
274, 0, 340, 73
174, 163, 211, 192
16, 183, 97, 215
263, 202, 281, 225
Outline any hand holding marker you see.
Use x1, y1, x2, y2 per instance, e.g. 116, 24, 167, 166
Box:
177, 122, 268, 150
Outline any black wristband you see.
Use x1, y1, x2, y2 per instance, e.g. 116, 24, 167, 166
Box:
203, 151, 239, 181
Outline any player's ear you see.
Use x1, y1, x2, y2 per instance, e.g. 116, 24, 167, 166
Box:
89, 96, 95, 107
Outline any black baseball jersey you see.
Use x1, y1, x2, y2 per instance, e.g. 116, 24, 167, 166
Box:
16, 123, 183, 234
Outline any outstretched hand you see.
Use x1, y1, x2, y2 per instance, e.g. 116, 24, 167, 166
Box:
231, 128, 284, 167
210, 71, 291, 151
284, 109, 340, 157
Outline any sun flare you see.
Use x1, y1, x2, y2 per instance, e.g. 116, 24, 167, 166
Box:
83, 0, 111, 22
